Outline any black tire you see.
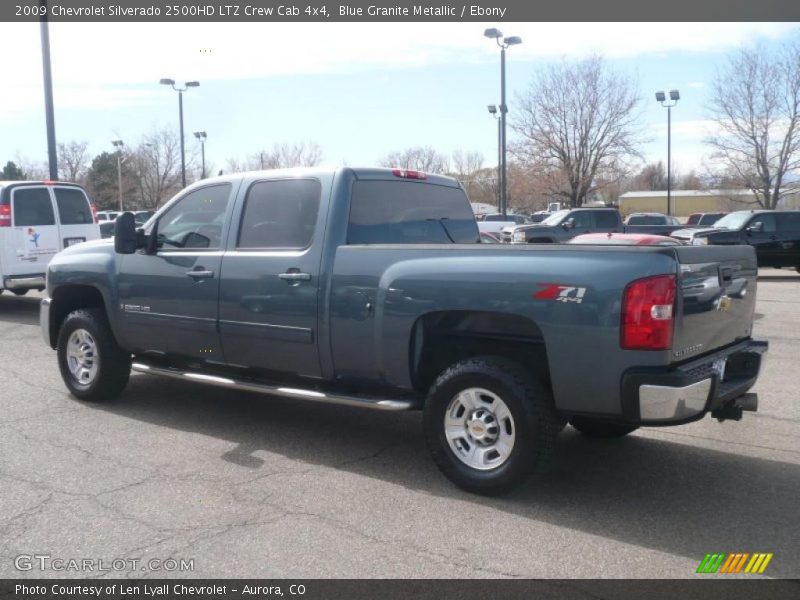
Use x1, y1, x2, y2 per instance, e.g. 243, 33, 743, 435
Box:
424, 356, 561, 496
10, 289, 28, 296
569, 416, 639, 439
56, 308, 131, 402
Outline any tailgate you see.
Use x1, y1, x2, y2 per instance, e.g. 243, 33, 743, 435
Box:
671, 245, 758, 361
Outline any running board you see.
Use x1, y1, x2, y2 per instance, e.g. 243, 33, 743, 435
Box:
130, 361, 416, 411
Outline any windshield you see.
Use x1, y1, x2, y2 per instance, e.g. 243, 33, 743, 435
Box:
540, 209, 570, 225
711, 211, 751, 230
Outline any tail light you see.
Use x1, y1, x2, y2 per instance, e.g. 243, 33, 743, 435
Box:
392, 168, 427, 180
90, 203, 98, 223
0, 204, 10, 227
621, 274, 676, 350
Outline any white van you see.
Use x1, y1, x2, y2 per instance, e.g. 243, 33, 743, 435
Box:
0, 181, 100, 295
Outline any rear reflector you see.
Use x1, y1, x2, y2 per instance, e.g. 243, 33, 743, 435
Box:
0, 204, 10, 227
392, 168, 427, 180
621, 274, 676, 350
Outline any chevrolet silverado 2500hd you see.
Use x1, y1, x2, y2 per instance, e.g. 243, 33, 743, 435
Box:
41, 168, 767, 494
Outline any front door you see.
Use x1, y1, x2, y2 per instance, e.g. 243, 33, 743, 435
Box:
219, 178, 324, 378
775, 212, 800, 267
115, 183, 235, 361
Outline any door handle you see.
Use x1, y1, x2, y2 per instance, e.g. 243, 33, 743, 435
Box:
278, 271, 312, 282
186, 268, 215, 279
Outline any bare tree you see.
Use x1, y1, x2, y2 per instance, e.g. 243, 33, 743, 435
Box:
57, 141, 90, 182
13, 154, 48, 180
379, 146, 449, 173
131, 128, 183, 209
705, 40, 800, 208
224, 142, 323, 174
513, 55, 644, 207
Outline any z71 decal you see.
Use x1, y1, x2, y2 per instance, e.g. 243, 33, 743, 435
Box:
534, 283, 587, 304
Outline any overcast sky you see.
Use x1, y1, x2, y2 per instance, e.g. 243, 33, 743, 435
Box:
1, 22, 798, 175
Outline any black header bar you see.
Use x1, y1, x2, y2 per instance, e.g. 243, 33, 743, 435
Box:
3, 0, 799, 22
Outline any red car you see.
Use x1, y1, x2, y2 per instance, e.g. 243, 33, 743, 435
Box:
568, 232, 681, 246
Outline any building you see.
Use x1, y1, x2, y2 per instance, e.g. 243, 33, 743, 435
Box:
618, 189, 800, 217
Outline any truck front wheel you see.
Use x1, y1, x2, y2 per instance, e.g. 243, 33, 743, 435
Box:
569, 416, 639, 438
57, 308, 131, 402
424, 357, 561, 495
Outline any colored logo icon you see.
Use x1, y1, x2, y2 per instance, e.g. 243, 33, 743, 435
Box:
697, 552, 773, 574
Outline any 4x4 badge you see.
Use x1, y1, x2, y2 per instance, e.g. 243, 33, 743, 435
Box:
534, 283, 587, 304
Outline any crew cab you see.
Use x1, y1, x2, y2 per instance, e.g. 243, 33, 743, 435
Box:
0, 181, 99, 295
503, 207, 685, 243
41, 168, 767, 495
672, 210, 800, 270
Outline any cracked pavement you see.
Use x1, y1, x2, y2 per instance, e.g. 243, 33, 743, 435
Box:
0, 270, 798, 578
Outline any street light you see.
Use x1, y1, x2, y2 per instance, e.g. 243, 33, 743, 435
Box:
655, 89, 680, 216
194, 131, 207, 179
160, 78, 200, 188
111, 140, 125, 211
487, 105, 501, 209
485, 28, 522, 218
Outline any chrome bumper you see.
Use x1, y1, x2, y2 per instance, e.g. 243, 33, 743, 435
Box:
40, 297, 52, 347
4, 275, 46, 290
639, 378, 712, 421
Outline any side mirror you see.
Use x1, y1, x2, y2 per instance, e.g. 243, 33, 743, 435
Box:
746, 222, 763, 234
563, 218, 575, 229
114, 213, 140, 254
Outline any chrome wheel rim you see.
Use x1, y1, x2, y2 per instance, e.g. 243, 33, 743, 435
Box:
66, 328, 99, 386
444, 387, 515, 471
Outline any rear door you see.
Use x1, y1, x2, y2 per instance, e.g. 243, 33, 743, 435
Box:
744, 213, 781, 266
219, 177, 325, 378
52, 186, 100, 248
775, 212, 800, 267
5, 186, 60, 277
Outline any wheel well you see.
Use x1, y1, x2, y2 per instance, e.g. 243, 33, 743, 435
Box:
48, 285, 106, 348
410, 311, 550, 393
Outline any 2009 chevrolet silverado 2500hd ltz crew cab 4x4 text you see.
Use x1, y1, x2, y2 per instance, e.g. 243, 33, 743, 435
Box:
41, 167, 767, 495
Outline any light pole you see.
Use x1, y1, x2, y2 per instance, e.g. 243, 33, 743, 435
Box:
485, 28, 521, 218
194, 131, 207, 179
656, 89, 680, 216
40, 1, 58, 180
111, 140, 125, 211
160, 78, 199, 188
487, 105, 501, 209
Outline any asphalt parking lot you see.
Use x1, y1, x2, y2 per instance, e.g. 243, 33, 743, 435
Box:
0, 269, 798, 579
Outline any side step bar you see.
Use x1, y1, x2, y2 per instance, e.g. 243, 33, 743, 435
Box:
131, 361, 417, 411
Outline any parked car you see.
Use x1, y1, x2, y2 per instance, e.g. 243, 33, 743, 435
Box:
42, 167, 767, 495
672, 210, 800, 270
687, 212, 727, 227
99, 221, 116, 239
0, 181, 99, 295
624, 213, 681, 226
133, 210, 154, 224
505, 208, 685, 243
477, 212, 529, 236
96, 210, 119, 222
568, 233, 681, 246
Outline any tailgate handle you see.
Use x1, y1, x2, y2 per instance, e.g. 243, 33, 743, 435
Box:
719, 267, 734, 285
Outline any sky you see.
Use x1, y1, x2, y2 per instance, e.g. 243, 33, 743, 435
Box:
0, 21, 798, 176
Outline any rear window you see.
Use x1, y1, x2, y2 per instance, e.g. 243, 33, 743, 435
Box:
12, 187, 55, 226
55, 188, 93, 225
238, 179, 321, 249
778, 212, 800, 231
698, 213, 723, 226
595, 211, 619, 228
627, 215, 665, 225
348, 181, 478, 244
686, 214, 701, 225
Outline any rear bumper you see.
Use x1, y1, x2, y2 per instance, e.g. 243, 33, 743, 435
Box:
3, 275, 46, 290
620, 339, 768, 425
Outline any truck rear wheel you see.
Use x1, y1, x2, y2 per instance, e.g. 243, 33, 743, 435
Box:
57, 308, 131, 402
424, 356, 560, 496
569, 416, 639, 438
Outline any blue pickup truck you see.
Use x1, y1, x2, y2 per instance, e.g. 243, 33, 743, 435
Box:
41, 167, 767, 494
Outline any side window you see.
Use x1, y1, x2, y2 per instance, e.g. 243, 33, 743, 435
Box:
237, 179, 321, 249
571, 211, 594, 229
749, 213, 777, 233
12, 187, 56, 226
777, 212, 800, 231
54, 188, 93, 225
595, 211, 619, 228
157, 184, 232, 249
